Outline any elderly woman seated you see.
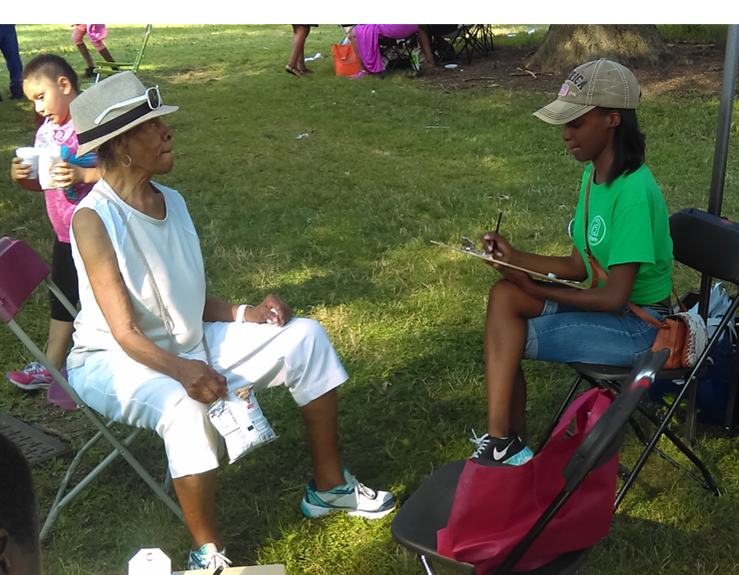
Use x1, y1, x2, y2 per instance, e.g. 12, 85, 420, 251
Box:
67, 72, 395, 570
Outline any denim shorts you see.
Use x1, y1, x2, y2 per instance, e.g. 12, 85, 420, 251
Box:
523, 301, 664, 367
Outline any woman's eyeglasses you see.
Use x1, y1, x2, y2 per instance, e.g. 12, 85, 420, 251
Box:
94, 85, 162, 125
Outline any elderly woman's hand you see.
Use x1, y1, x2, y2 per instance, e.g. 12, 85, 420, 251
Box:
245, 294, 293, 326
178, 358, 228, 404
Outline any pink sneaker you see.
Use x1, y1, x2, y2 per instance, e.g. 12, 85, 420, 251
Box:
349, 70, 369, 80
6, 361, 58, 391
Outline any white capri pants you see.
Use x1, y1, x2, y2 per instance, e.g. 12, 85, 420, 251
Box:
67, 318, 348, 478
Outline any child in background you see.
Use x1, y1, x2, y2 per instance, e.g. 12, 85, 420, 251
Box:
71, 24, 115, 78
6, 54, 100, 391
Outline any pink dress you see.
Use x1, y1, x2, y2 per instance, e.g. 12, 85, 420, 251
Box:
34, 118, 93, 243
71, 24, 107, 50
354, 25, 418, 73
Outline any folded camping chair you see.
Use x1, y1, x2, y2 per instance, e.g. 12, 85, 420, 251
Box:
474, 24, 495, 54
538, 208, 737, 509
435, 25, 490, 66
0, 236, 184, 540
93, 24, 152, 83
379, 31, 418, 76
391, 349, 670, 575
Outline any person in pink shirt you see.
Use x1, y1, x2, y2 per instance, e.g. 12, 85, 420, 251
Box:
71, 24, 116, 78
7, 54, 100, 391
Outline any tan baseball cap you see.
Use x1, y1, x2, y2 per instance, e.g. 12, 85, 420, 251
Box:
533, 58, 641, 125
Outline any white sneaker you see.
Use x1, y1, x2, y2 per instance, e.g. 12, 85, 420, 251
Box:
187, 543, 232, 570
300, 469, 396, 519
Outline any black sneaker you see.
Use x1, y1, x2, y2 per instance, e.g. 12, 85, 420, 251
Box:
469, 430, 533, 466
84, 66, 95, 78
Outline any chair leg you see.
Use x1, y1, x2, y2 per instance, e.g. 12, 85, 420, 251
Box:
724, 333, 739, 431
634, 404, 718, 491
419, 555, 436, 575
614, 387, 720, 508
683, 372, 700, 446
40, 422, 185, 540
40, 426, 109, 540
626, 414, 691, 473
163, 467, 173, 494
620, 411, 715, 498
572, 369, 719, 506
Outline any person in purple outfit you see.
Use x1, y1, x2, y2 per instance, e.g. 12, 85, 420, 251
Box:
347, 25, 419, 79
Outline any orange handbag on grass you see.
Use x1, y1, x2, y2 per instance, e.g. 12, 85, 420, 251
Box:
332, 43, 360, 77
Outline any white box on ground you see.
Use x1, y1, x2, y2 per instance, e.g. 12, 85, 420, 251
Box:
128, 548, 171, 575
175, 567, 286, 575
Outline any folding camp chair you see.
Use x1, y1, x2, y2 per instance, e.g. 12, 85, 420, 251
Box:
435, 25, 490, 65
379, 32, 419, 76
539, 208, 737, 509
391, 349, 670, 575
93, 24, 152, 83
0, 236, 184, 540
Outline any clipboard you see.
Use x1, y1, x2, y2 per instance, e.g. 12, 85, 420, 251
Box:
431, 240, 587, 290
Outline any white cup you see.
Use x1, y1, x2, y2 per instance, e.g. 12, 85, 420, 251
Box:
38, 148, 63, 190
15, 147, 40, 179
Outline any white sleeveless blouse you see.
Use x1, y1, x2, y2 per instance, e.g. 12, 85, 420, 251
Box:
68, 179, 206, 369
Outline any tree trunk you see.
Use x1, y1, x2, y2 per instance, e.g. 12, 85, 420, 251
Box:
526, 25, 667, 74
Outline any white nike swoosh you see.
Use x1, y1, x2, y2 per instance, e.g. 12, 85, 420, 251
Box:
493, 440, 514, 460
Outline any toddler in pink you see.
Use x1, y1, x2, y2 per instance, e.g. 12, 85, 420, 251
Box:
7, 54, 100, 393
71, 24, 116, 78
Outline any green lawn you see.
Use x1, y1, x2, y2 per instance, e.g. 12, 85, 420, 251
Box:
1, 24, 738, 575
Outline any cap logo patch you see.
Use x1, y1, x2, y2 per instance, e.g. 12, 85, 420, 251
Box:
566, 70, 588, 90
558, 84, 569, 97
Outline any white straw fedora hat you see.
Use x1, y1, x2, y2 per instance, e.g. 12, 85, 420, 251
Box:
72, 71, 178, 156
533, 59, 640, 125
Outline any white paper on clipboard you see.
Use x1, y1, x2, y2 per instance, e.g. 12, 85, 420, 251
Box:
430, 240, 586, 290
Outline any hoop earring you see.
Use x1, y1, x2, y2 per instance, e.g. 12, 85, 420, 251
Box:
121, 154, 132, 168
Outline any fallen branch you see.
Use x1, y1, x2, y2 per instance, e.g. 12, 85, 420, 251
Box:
509, 69, 538, 78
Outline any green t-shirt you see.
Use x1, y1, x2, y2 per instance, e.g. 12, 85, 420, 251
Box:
572, 164, 673, 305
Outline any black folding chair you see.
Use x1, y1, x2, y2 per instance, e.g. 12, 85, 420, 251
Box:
392, 349, 670, 575
540, 208, 738, 508
435, 25, 491, 65
379, 32, 418, 76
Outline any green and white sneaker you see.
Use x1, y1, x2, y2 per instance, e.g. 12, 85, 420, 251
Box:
300, 469, 396, 519
187, 543, 232, 571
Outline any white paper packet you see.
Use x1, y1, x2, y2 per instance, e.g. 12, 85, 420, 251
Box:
208, 385, 277, 464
